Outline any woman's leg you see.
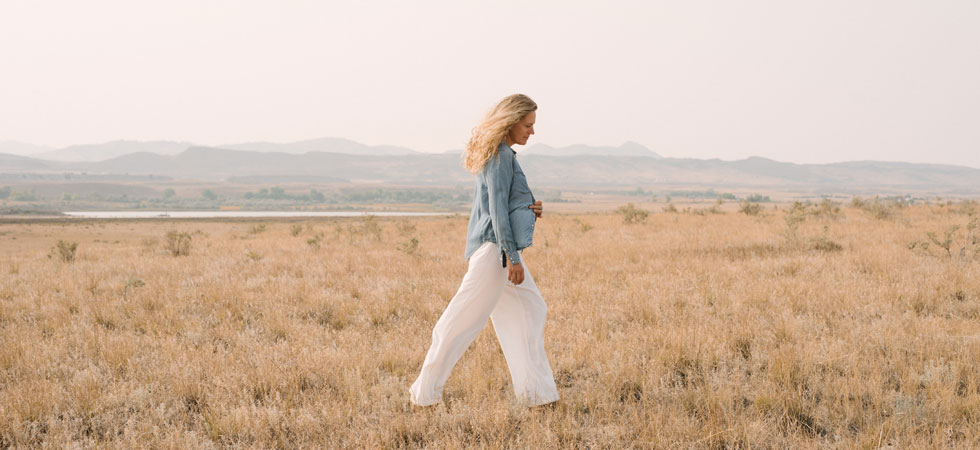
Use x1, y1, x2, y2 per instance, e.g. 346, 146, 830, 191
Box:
409, 242, 507, 406
489, 256, 560, 406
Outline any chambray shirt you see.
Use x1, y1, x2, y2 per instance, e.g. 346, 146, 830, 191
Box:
464, 140, 537, 266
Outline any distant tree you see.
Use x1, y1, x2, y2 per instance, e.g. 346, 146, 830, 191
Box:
163, 188, 176, 199
201, 189, 217, 201
269, 187, 286, 199
11, 189, 39, 201
0, 186, 10, 199
310, 189, 326, 203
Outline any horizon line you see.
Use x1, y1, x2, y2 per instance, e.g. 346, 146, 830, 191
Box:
2, 137, 978, 170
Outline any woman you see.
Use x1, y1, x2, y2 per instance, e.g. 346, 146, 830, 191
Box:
409, 94, 560, 407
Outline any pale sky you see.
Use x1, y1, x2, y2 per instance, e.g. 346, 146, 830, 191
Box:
2, 0, 978, 167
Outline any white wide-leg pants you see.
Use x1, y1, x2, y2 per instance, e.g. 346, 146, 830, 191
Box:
409, 242, 560, 406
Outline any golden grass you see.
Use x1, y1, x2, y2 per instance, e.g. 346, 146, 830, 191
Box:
1, 204, 979, 448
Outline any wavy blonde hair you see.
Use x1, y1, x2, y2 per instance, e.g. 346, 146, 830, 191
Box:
463, 94, 537, 174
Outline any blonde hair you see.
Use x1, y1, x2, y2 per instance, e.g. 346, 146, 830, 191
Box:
463, 94, 537, 173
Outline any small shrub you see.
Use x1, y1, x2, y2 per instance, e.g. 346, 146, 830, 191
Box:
688, 206, 722, 215
782, 203, 808, 242
852, 196, 894, 220
926, 226, 959, 258
662, 203, 678, 213
813, 199, 842, 219
307, 234, 323, 250
53, 240, 78, 262
397, 237, 419, 256
810, 236, 843, 252
248, 224, 267, 234
706, 199, 724, 214
739, 201, 762, 216
864, 198, 892, 220
970, 216, 980, 245
732, 336, 752, 360
290, 224, 304, 236
165, 231, 192, 256
246, 250, 263, 261
573, 218, 593, 233
616, 380, 643, 403
616, 203, 648, 224
909, 217, 980, 259
125, 275, 145, 288
301, 303, 349, 330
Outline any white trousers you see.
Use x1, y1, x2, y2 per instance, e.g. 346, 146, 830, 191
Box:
409, 242, 560, 406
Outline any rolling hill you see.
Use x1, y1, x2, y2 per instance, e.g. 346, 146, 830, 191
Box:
0, 140, 978, 192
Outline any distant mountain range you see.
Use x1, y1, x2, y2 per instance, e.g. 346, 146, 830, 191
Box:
0, 140, 53, 157
222, 137, 419, 156
1, 138, 659, 162
36, 140, 195, 162
0, 138, 978, 192
524, 141, 661, 158
0, 138, 416, 161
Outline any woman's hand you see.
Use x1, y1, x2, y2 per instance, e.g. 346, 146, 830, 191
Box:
529, 201, 543, 218
508, 262, 525, 285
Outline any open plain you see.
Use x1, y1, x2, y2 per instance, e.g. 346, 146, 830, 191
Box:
1, 200, 979, 448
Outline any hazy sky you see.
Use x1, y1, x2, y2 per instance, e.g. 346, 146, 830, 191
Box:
2, 0, 978, 167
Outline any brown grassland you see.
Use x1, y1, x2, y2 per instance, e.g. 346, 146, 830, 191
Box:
1, 200, 980, 449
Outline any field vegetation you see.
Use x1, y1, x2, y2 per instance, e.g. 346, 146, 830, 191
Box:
1, 201, 979, 448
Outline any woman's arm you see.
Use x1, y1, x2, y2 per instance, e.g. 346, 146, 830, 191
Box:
483, 149, 521, 266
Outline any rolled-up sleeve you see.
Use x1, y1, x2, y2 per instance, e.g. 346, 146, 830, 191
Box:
483, 150, 521, 265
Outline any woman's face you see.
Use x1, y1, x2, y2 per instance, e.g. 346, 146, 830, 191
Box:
508, 111, 536, 146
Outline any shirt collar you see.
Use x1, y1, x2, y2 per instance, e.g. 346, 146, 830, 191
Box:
499, 140, 516, 155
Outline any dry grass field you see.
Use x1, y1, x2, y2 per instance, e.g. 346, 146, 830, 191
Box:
1, 200, 980, 449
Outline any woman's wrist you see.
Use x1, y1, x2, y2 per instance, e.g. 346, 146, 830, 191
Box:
501, 250, 521, 267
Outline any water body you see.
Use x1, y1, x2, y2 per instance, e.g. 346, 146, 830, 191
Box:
63, 211, 452, 219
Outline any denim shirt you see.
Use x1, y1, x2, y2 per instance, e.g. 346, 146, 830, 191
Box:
464, 141, 537, 266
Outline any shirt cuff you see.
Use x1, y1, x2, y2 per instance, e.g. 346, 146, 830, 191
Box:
504, 249, 521, 265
